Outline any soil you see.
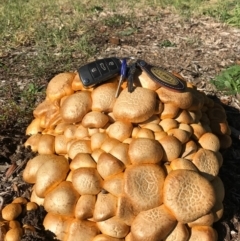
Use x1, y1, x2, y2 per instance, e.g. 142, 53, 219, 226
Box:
1, 8, 240, 241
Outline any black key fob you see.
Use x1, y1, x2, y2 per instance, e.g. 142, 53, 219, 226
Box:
77, 57, 122, 88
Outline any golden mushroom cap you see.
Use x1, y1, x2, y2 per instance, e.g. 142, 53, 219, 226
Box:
124, 164, 165, 211
44, 181, 79, 217
198, 133, 220, 152
128, 138, 163, 164
60, 91, 92, 123
2, 203, 22, 221
46, 72, 75, 101
82, 111, 109, 128
34, 155, 69, 198
91, 81, 118, 112
163, 170, 216, 223
113, 87, 157, 123
131, 205, 177, 241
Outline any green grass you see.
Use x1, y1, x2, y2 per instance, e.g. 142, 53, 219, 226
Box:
211, 65, 240, 95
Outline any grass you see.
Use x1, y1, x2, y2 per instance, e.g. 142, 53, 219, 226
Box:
211, 65, 240, 95
1, 0, 240, 130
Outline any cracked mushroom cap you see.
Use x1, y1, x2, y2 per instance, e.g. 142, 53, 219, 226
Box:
44, 181, 79, 217
124, 164, 165, 211
163, 170, 216, 223
91, 81, 118, 112
113, 87, 157, 123
131, 204, 177, 241
192, 149, 220, 181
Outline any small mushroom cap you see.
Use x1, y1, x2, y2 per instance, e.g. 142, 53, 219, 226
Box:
91, 132, 108, 150
72, 72, 84, 91
160, 103, 180, 119
26, 202, 38, 211
74, 125, 89, 139
38, 134, 55, 154
54, 135, 70, 155
167, 128, 190, 144
26, 118, 43, 135
109, 143, 131, 166
164, 222, 189, 241
210, 120, 231, 135
2, 203, 22, 221
65, 219, 100, 241
159, 119, 178, 132
175, 110, 194, 124
138, 71, 161, 90
188, 226, 218, 241
97, 153, 125, 179
192, 149, 220, 181
128, 138, 163, 164
64, 125, 77, 139
131, 205, 177, 241
35, 155, 69, 198
170, 158, 198, 172
103, 173, 124, 197
135, 128, 155, 139
113, 87, 157, 123
217, 134, 232, 149
82, 111, 109, 128
207, 105, 227, 122
43, 212, 69, 241
60, 91, 92, 123
70, 153, 96, 170
157, 87, 193, 109
4, 227, 23, 241
107, 121, 133, 142
44, 181, 79, 217
159, 136, 182, 162
23, 155, 55, 183
12, 197, 28, 205
24, 133, 41, 152
93, 192, 117, 221
181, 140, 198, 160
190, 124, 207, 140
75, 195, 96, 220
101, 138, 121, 153
30, 185, 45, 206
198, 133, 220, 152
8, 220, 21, 229
67, 140, 91, 159
124, 164, 165, 211
46, 72, 75, 101
163, 170, 216, 223
91, 81, 118, 112
97, 216, 129, 238
72, 167, 103, 195
141, 123, 163, 133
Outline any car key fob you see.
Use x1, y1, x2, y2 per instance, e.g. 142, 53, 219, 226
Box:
77, 57, 122, 88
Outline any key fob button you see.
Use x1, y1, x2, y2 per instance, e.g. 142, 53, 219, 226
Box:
106, 58, 118, 70
97, 60, 109, 75
88, 63, 101, 78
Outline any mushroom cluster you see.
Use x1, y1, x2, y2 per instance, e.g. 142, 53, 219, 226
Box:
20, 70, 231, 241
0, 197, 39, 241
